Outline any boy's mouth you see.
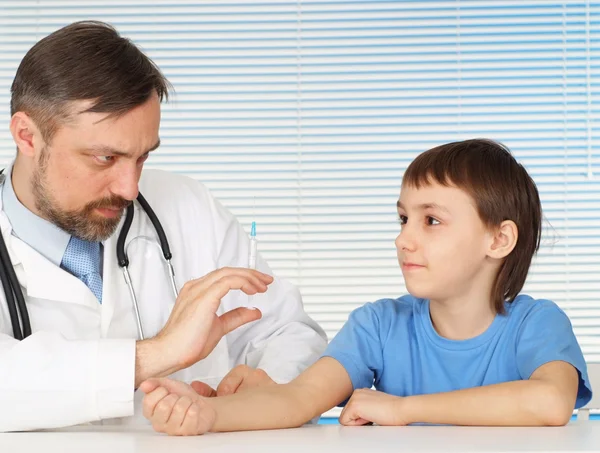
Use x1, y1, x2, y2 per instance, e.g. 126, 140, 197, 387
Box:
402, 261, 426, 271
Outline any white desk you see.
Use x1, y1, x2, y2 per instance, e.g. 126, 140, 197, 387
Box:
1, 423, 599, 453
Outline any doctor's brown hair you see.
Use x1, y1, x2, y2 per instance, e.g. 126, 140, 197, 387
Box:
10, 21, 171, 143
402, 139, 542, 315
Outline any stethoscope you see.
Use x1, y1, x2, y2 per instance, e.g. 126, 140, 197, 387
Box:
0, 175, 178, 341
116, 194, 179, 340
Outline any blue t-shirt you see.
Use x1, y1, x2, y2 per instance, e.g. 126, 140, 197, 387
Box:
324, 294, 592, 409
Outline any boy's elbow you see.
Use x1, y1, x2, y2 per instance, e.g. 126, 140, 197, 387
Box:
535, 384, 574, 426
542, 408, 571, 426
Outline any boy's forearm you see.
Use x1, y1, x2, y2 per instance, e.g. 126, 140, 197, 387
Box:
209, 383, 320, 432
402, 380, 573, 426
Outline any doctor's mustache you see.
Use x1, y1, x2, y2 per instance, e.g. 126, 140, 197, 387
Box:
84, 195, 133, 212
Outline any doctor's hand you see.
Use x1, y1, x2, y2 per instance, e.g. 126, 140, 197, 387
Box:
190, 364, 276, 397
135, 268, 273, 387
141, 377, 215, 436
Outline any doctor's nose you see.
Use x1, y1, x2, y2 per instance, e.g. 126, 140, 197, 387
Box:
110, 166, 140, 201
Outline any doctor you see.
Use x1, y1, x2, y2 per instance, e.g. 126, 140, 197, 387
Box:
0, 21, 326, 431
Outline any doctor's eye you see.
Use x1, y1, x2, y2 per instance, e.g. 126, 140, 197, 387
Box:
96, 155, 115, 164
137, 152, 150, 165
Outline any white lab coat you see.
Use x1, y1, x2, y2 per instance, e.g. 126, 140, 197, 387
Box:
0, 169, 327, 432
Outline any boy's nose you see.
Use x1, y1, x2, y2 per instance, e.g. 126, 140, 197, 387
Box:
395, 230, 417, 252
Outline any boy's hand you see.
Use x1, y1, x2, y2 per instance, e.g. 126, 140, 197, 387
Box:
140, 378, 216, 436
187, 365, 276, 397
216, 365, 276, 396
339, 388, 409, 426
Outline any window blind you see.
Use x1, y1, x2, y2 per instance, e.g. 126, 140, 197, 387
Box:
0, 1, 598, 365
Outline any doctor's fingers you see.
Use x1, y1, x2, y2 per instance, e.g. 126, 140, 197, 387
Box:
189, 267, 273, 293
188, 275, 271, 311
178, 273, 267, 308
218, 307, 262, 335
141, 377, 201, 399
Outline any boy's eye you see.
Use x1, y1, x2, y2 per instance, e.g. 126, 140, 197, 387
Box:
427, 216, 440, 226
96, 155, 114, 163
398, 215, 408, 225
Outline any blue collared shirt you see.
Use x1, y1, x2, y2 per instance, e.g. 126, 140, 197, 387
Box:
2, 164, 105, 276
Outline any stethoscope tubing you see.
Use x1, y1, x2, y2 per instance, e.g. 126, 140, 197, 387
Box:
1, 191, 177, 340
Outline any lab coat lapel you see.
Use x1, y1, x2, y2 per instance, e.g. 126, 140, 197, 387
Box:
0, 186, 98, 309
100, 211, 128, 337
9, 236, 99, 309
0, 199, 139, 330
101, 231, 118, 337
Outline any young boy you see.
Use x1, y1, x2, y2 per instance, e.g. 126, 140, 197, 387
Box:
141, 139, 592, 435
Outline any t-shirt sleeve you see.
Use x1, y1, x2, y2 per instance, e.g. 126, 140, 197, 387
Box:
515, 302, 592, 409
322, 302, 384, 392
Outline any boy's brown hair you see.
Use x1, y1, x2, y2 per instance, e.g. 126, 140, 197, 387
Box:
402, 139, 542, 314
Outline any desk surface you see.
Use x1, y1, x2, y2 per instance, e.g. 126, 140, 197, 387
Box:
1, 423, 599, 453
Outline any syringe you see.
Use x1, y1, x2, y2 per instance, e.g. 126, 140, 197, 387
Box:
247, 221, 258, 308
248, 221, 257, 269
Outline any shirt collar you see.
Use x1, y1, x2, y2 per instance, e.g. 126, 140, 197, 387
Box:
2, 163, 71, 266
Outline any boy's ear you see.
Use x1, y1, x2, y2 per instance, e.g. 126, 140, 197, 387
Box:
488, 220, 518, 260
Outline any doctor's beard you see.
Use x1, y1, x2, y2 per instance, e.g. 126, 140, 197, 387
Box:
31, 147, 132, 242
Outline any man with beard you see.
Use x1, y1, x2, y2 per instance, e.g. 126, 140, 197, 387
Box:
0, 21, 326, 431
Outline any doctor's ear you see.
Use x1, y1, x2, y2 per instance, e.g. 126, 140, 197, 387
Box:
10, 112, 44, 157
487, 220, 518, 260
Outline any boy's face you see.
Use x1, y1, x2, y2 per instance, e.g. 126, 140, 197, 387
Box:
395, 181, 495, 302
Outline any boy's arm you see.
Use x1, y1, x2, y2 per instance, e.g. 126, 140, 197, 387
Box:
341, 361, 578, 427
141, 357, 353, 435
